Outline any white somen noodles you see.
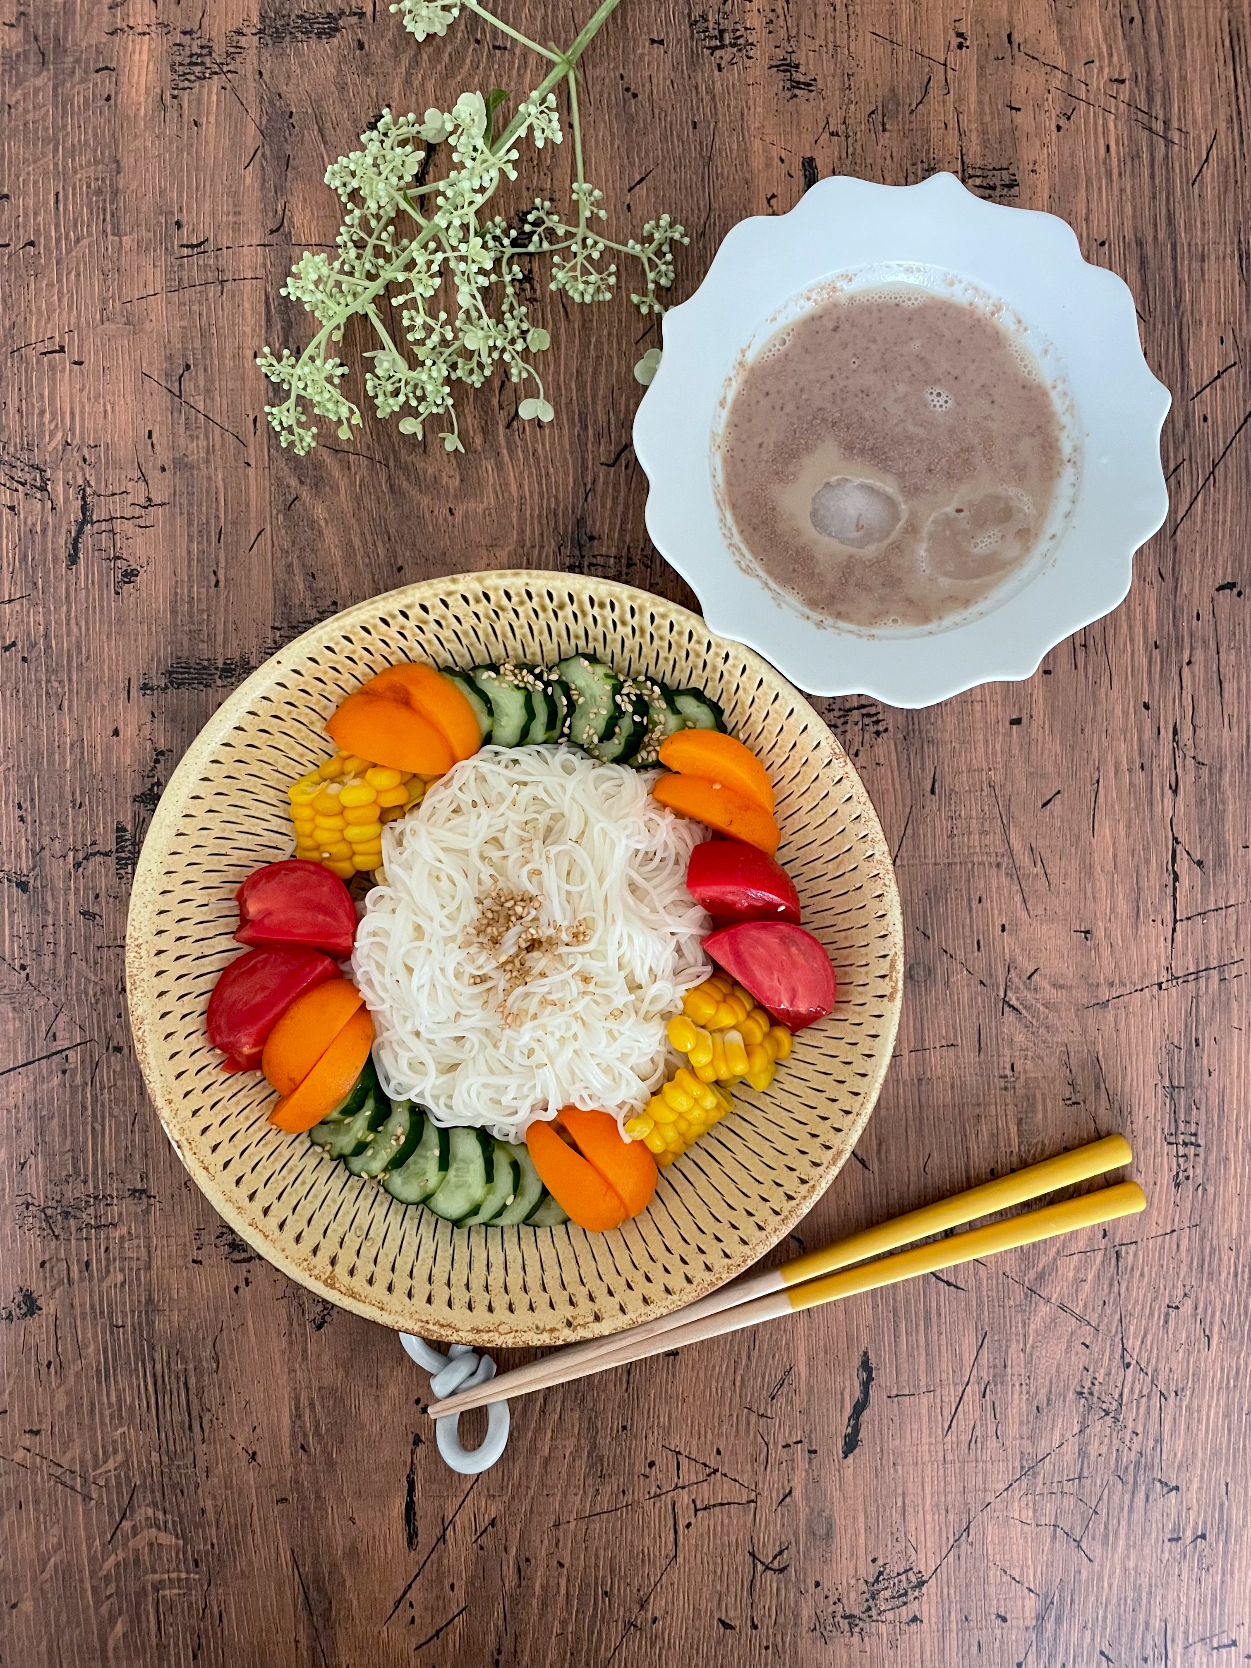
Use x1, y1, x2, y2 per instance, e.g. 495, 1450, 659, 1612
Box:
351, 746, 711, 1142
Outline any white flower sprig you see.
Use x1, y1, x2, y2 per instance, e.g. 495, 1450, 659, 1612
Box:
257, 0, 687, 456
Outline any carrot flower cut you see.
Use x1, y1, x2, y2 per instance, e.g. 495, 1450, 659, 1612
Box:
658, 730, 775, 815
363, 664, 481, 764
326, 690, 454, 775
651, 772, 780, 855
527, 1120, 628, 1232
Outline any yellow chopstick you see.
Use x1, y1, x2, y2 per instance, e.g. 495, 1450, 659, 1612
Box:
427, 1173, 1145, 1420
430, 1132, 1132, 1410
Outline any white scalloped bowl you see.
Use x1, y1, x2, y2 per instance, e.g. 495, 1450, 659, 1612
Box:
634, 172, 1172, 708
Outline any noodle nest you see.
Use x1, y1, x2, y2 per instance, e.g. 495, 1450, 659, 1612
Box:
351, 745, 711, 1141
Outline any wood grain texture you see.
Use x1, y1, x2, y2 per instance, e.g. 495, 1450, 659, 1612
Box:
1, 2, 1246, 1665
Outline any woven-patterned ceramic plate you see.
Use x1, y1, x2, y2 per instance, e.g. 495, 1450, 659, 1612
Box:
127, 572, 902, 1346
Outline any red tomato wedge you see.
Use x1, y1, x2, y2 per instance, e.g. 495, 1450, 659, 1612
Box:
234, 859, 357, 960
686, 840, 801, 926
702, 921, 836, 1032
206, 946, 339, 1072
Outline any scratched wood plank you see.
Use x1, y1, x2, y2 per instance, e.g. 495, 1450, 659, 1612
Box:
2, 1, 1249, 1664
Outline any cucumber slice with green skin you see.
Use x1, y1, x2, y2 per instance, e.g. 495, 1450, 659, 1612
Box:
346, 1099, 421, 1178
383, 1115, 450, 1204
524, 682, 553, 746
592, 688, 650, 764
631, 679, 687, 767
525, 1191, 571, 1227
309, 1083, 388, 1160
471, 667, 533, 747
425, 1128, 494, 1222
442, 670, 493, 743
460, 1144, 522, 1225
546, 678, 573, 744
557, 655, 622, 750
490, 1142, 545, 1226
672, 688, 726, 732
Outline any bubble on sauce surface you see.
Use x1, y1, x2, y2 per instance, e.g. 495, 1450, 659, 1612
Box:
809, 477, 903, 550
923, 490, 1037, 580
925, 386, 953, 412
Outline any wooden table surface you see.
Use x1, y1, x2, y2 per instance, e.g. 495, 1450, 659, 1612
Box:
3, 2, 1248, 1664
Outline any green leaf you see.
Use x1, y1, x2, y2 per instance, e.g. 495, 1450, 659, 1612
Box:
518, 397, 541, 420
485, 87, 510, 141
527, 327, 551, 352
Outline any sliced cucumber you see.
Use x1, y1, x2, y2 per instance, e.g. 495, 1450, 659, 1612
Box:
425, 1128, 494, 1223
524, 681, 553, 746
442, 670, 493, 743
490, 1142, 545, 1226
546, 677, 572, 744
308, 1080, 388, 1160
526, 1192, 570, 1227
471, 667, 533, 747
383, 1114, 450, 1204
592, 687, 650, 764
557, 655, 621, 750
460, 1142, 522, 1225
672, 688, 726, 732
631, 678, 686, 766
346, 1099, 421, 1178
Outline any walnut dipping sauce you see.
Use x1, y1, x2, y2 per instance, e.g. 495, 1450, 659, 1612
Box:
719, 285, 1065, 631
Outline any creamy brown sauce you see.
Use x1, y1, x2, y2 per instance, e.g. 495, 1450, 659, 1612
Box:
720, 287, 1065, 630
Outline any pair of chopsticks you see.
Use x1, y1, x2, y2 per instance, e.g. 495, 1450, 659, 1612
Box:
428, 1133, 1142, 1421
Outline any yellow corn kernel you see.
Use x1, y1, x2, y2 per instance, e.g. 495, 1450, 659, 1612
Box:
722, 1029, 749, 1078
289, 775, 322, 805
744, 1057, 776, 1093
317, 755, 347, 780
708, 1032, 729, 1081
709, 992, 749, 1030
343, 800, 381, 825
320, 840, 353, 861
352, 854, 381, 873
380, 805, 407, 823
364, 765, 404, 790
294, 844, 321, 862
682, 987, 719, 1025
344, 821, 383, 846
339, 780, 377, 809
354, 843, 383, 863
768, 1025, 792, 1061
375, 785, 409, 808
648, 1093, 677, 1125
311, 785, 344, 816
739, 1008, 769, 1045
667, 1014, 700, 1054
325, 859, 355, 879
644, 1131, 668, 1155
623, 1116, 650, 1140
661, 1080, 694, 1114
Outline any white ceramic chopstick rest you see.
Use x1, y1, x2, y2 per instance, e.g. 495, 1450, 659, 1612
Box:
400, 1335, 510, 1474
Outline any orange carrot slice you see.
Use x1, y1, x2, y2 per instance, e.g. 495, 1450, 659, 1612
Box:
651, 773, 780, 855
363, 664, 481, 764
327, 691, 454, 775
268, 1007, 374, 1134
557, 1106, 658, 1217
261, 978, 364, 1097
658, 730, 775, 815
527, 1120, 628, 1232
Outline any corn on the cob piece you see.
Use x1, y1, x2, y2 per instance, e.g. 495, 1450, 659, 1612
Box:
666, 1010, 791, 1091
624, 1071, 733, 1165
288, 753, 425, 879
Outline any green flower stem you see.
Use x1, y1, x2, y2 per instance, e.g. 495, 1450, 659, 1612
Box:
461, 0, 561, 62
492, 0, 622, 154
